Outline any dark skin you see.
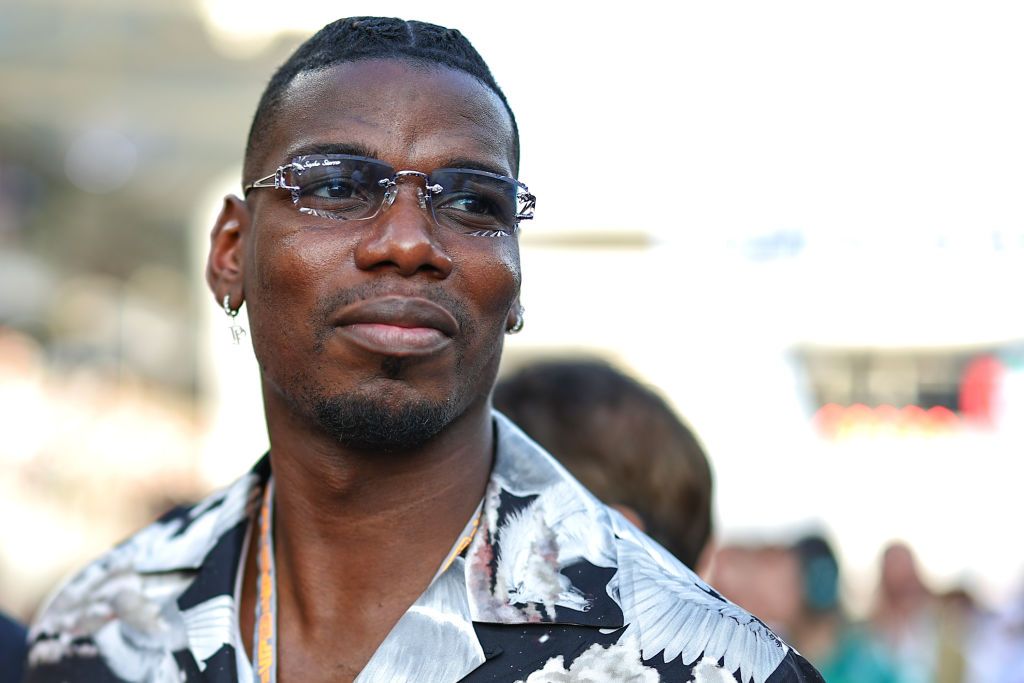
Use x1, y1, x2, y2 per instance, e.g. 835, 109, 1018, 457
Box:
206, 59, 522, 682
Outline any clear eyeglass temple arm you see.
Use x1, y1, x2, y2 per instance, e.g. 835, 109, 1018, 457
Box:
243, 164, 299, 196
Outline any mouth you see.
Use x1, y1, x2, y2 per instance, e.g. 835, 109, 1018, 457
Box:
332, 296, 459, 357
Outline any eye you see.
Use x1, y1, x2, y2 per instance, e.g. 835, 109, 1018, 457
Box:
308, 178, 360, 200
426, 170, 519, 235
443, 193, 498, 215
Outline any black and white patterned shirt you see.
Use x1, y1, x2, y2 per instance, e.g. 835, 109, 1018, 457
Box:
25, 414, 823, 682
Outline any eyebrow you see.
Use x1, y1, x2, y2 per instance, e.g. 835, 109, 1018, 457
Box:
280, 145, 512, 178
440, 158, 512, 178
284, 142, 384, 161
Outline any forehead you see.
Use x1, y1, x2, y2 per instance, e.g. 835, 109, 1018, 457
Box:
259, 59, 516, 175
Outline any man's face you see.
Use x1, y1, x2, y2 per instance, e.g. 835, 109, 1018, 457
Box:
234, 59, 521, 450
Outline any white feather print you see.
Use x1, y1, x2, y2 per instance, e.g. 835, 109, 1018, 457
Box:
494, 504, 586, 616
181, 595, 235, 670
538, 483, 617, 570
491, 481, 617, 617
610, 512, 788, 683
28, 473, 256, 674
30, 566, 193, 681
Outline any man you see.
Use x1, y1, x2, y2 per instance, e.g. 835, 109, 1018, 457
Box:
494, 359, 713, 572
25, 17, 822, 682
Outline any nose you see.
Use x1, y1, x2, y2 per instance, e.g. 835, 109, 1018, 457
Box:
353, 182, 454, 278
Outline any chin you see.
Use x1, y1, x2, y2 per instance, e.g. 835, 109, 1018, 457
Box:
311, 390, 460, 453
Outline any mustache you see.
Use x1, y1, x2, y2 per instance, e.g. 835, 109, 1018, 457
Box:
312, 281, 475, 344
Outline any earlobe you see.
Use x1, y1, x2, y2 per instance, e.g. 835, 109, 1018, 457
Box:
611, 504, 647, 532
206, 195, 250, 307
505, 301, 524, 335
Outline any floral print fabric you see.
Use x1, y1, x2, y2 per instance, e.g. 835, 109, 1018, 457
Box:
25, 413, 823, 682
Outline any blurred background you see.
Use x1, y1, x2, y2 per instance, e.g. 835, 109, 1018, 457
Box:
2, 0, 1023, 679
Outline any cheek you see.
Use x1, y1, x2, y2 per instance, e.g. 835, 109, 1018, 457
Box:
477, 239, 520, 305
245, 227, 352, 337
460, 240, 521, 318
500, 240, 522, 291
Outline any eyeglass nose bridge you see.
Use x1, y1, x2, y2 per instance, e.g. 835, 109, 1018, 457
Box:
378, 171, 444, 211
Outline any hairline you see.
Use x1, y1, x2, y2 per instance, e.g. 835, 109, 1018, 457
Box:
243, 55, 520, 186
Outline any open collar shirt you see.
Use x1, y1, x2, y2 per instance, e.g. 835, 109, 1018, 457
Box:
25, 414, 822, 683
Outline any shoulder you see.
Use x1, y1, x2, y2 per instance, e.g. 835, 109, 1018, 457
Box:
25, 469, 259, 681
486, 415, 823, 682
607, 511, 823, 683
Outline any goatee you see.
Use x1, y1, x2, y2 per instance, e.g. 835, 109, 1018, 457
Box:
312, 392, 457, 452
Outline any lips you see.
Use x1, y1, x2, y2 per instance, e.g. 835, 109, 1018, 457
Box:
332, 296, 459, 357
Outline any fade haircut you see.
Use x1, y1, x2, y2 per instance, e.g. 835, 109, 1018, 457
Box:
494, 360, 714, 570
244, 16, 520, 179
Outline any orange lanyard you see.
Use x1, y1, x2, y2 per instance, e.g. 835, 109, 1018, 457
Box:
250, 477, 483, 683
253, 479, 277, 683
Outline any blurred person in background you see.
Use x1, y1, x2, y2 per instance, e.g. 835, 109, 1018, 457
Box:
21, 15, 821, 683
0, 610, 26, 683
707, 543, 804, 636
870, 541, 972, 683
493, 359, 713, 572
933, 586, 985, 683
872, 542, 934, 639
786, 535, 900, 683
967, 585, 1024, 683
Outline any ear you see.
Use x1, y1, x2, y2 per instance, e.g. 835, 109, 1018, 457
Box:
206, 195, 250, 309
505, 297, 523, 333
611, 503, 647, 532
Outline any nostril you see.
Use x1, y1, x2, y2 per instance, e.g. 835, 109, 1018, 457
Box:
354, 202, 453, 279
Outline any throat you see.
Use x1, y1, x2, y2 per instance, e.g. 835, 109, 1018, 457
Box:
237, 503, 474, 683
238, 407, 495, 679
237, 469, 489, 681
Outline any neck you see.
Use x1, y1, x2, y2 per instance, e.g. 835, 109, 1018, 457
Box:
266, 391, 493, 616
238, 392, 494, 679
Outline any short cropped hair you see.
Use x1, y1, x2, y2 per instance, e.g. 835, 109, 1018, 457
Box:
494, 360, 713, 569
244, 16, 520, 178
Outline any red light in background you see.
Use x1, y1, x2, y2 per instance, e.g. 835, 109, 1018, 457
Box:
959, 355, 1004, 427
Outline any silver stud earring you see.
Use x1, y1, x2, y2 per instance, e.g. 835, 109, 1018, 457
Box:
223, 295, 247, 344
507, 306, 525, 335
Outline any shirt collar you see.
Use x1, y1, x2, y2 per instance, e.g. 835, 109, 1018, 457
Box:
127, 412, 626, 680
332, 413, 626, 681
163, 412, 627, 624
464, 412, 625, 629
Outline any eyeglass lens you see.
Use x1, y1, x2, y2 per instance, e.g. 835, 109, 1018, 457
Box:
287, 155, 524, 235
